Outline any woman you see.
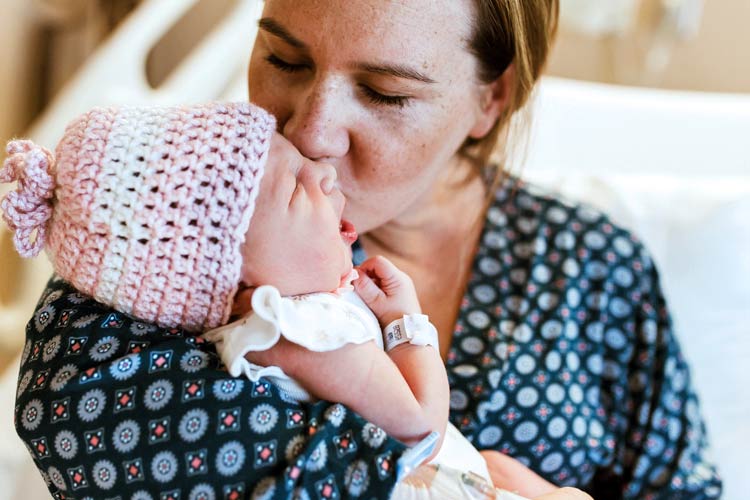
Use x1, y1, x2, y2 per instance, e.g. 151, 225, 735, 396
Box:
242, 0, 721, 497
13, 0, 720, 498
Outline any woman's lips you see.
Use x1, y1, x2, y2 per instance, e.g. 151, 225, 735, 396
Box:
340, 219, 358, 245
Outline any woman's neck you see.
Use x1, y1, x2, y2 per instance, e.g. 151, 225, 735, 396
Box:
361, 157, 488, 262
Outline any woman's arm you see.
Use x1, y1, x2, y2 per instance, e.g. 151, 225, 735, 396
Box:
588, 242, 722, 499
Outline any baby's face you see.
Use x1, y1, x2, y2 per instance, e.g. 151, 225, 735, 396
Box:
239, 133, 358, 296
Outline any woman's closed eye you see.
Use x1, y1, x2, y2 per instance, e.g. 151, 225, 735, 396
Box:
265, 53, 309, 73
265, 53, 411, 109
358, 85, 410, 108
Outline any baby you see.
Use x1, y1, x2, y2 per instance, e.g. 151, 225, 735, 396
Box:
0, 102, 494, 491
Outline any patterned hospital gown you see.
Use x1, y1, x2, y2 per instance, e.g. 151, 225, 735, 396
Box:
15, 178, 721, 499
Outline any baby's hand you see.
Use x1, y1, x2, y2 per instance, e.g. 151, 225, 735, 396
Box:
353, 256, 421, 327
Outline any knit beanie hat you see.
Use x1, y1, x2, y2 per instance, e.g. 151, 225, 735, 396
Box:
0, 102, 276, 331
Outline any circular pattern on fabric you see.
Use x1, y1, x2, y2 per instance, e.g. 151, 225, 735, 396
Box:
547, 417, 568, 439
130, 322, 157, 336
472, 284, 497, 304
477, 426, 502, 447
541, 452, 564, 473
361, 423, 386, 449
216, 440, 246, 476
545, 352, 562, 372
131, 491, 154, 500
450, 389, 469, 411
65, 292, 87, 307
188, 483, 216, 500
151, 451, 178, 483
109, 353, 141, 381
50, 363, 79, 392
178, 409, 209, 442
305, 441, 328, 471
460, 337, 485, 355
180, 349, 209, 373
466, 310, 491, 329
251, 477, 276, 500
290, 488, 311, 500
72, 313, 98, 328
345, 460, 370, 497
324, 403, 346, 427
143, 379, 174, 411
34, 304, 56, 333
113, 419, 140, 453
285, 434, 308, 461
89, 336, 120, 362
515, 354, 536, 375
21, 399, 44, 431
583, 230, 607, 250
516, 387, 539, 408
54, 430, 78, 459
478, 257, 501, 276
20, 340, 31, 366
212, 379, 244, 401
17, 369, 33, 395
248, 403, 279, 434
77, 389, 106, 422
43, 289, 63, 306
613, 235, 634, 257
91, 460, 117, 490
42, 335, 62, 362
604, 328, 627, 350
47, 465, 67, 491
514, 422, 538, 443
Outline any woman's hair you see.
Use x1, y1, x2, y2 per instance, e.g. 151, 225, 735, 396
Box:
463, 0, 559, 187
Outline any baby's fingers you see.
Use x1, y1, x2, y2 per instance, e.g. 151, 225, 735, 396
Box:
353, 270, 385, 306
357, 255, 401, 281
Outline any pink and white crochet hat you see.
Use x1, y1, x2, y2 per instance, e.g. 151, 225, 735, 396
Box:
0, 102, 276, 331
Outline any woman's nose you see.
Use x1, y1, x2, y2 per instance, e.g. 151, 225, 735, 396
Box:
282, 78, 350, 162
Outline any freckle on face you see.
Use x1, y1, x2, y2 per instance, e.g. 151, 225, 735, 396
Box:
248, 0, 484, 233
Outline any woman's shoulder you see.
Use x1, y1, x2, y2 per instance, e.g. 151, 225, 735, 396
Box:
489, 176, 655, 271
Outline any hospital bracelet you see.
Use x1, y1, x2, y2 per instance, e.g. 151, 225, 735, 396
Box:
382, 314, 439, 352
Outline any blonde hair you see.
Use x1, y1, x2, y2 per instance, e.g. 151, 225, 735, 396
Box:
463, 0, 559, 189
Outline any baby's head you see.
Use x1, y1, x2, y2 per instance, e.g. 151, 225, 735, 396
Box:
0, 102, 357, 331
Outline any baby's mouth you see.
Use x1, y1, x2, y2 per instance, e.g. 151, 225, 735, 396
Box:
339, 219, 358, 245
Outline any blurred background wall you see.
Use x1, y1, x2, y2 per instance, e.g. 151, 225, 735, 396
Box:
0, 0, 748, 360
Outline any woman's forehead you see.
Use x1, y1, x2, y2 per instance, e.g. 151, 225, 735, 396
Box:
260, 0, 474, 67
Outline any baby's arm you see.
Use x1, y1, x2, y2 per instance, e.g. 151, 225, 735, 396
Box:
352, 256, 450, 446
260, 337, 447, 445
243, 256, 449, 447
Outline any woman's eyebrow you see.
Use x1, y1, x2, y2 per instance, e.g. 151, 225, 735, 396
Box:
357, 62, 437, 84
258, 18, 307, 50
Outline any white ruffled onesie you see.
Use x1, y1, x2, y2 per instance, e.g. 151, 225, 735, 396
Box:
204, 285, 491, 482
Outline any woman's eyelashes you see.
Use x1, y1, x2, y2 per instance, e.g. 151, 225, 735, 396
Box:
359, 85, 410, 108
264, 52, 411, 109
265, 53, 308, 73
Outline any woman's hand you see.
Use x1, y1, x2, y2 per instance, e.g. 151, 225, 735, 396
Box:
481, 451, 593, 500
353, 255, 421, 326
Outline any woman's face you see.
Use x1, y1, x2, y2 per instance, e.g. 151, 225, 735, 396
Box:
247, 0, 493, 233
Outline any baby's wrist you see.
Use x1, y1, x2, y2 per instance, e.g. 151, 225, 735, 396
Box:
382, 314, 439, 353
